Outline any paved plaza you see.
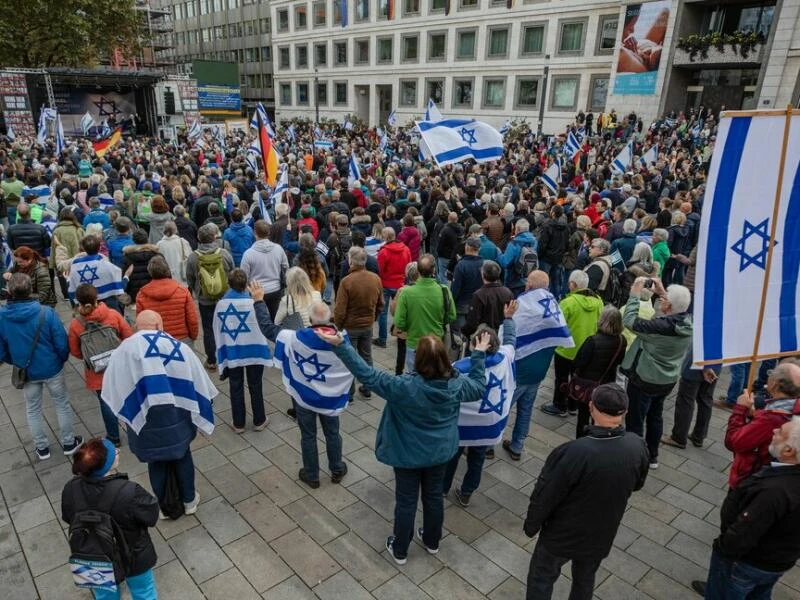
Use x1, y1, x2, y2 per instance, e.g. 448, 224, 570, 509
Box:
1, 304, 799, 600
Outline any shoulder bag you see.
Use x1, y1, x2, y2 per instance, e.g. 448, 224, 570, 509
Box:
279, 294, 305, 331
12, 307, 46, 389
566, 335, 624, 404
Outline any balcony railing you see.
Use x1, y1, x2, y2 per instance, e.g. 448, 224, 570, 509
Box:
674, 31, 766, 66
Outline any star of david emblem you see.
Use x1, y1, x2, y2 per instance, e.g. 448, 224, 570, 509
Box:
730, 218, 776, 272
77, 263, 99, 285
294, 350, 331, 383
142, 331, 185, 366
92, 97, 121, 118
217, 304, 251, 341
478, 372, 506, 416
459, 127, 477, 146
539, 297, 561, 319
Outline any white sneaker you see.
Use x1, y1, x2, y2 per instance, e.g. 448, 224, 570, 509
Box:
184, 493, 200, 515
649, 462, 659, 470
159, 510, 169, 520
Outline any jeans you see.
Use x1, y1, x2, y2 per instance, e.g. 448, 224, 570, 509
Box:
93, 568, 157, 600
323, 278, 334, 304
198, 303, 217, 364
102, 295, 124, 316
346, 328, 373, 396
671, 375, 717, 445
538, 260, 565, 300
405, 347, 416, 374
442, 446, 488, 496
24, 369, 76, 450
705, 550, 784, 600
526, 541, 602, 600
392, 464, 446, 558
725, 360, 775, 405
95, 391, 120, 443
509, 382, 541, 453
625, 381, 667, 462
148, 448, 196, 504
227, 365, 266, 429
377, 288, 397, 342
552, 354, 575, 412
436, 256, 450, 284
295, 404, 345, 481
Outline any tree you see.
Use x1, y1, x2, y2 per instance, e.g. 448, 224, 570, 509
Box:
0, 0, 143, 68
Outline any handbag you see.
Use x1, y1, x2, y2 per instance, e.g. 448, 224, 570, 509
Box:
566, 336, 624, 404
158, 463, 185, 520
12, 307, 46, 389
279, 294, 305, 331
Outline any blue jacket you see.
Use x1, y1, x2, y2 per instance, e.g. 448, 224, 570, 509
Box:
0, 300, 68, 381
478, 235, 501, 262
332, 343, 486, 468
451, 255, 484, 309
83, 209, 111, 230
611, 233, 638, 266
499, 232, 538, 291
223, 222, 256, 266
108, 234, 134, 268
127, 405, 196, 463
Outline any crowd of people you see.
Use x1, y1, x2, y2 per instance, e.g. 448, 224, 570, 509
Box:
0, 103, 799, 600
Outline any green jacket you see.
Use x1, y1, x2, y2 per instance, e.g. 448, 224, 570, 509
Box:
555, 289, 604, 360
620, 295, 693, 386
652, 240, 670, 276
50, 221, 85, 268
394, 276, 456, 349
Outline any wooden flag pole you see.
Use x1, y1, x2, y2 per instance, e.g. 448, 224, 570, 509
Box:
746, 106, 795, 392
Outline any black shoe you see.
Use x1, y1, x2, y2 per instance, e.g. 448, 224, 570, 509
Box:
502, 440, 521, 461
485, 448, 495, 459
298, 468, 320, 489
287, 407, 297, 420
358, 385, 372, 399
35, 447, 50, 461
689, 436, 704, 448
454, 488, 471, 508
372, 338, 387, 348
63, 436, 84, 456
691, 581, 706, 597
385, 536, 407, 565
416, 528, 439, 554
331, 463, 348, 484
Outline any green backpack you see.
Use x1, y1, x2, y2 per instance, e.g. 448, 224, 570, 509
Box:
195, 249, 227, 300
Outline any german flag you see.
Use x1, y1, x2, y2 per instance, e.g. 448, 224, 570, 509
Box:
92, 127, 122, 159
257, 112, 279, 186
387, 0, 395, 19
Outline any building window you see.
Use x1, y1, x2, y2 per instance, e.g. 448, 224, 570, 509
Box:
315, 42, 327, 67
483, 78, 506, 109
355, 39, 370, 64
313, 1, 326, 27
333, 0, 342, 25
379, 0, 390, 19
295, 5, 307, 29
459, 0, 479, 10
260, 18, 271, 34
427, 79, 444, 105
356, 0, 369, 21
588, 74, 609, 111
550, 75, 580, 110
456, 29, 477, 60
515, 77, 540, 108
278, 46, 290, 69
400, 79, 417, 106
247, 74, 262, 88
428, 32, 446, 61
487, 26, 510, 58
558, 20, 587, 54
520, 23, 545, 56
334, 41, 347, 66
402, 34, 419, 62
280, 83, 292, 105
430, 0, 446, 11
453, 78, 474, 107
335, 82, 347, 104
297, 82, 309, 105
262, 46, 271, 60
277, 9, 289, 32
296, 44, 308, 68
377, 37, 393, 64
596, 15, 618, 54
316, 81, 328, 105
404, 0, 420, 16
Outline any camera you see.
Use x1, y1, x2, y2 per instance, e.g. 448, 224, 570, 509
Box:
643, 279, 654, 289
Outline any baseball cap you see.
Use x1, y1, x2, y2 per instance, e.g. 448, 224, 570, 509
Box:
592, 383, 628, 416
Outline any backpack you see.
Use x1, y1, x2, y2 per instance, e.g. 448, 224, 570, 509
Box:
67, 479, 131, 591
196, 248, 228, 300
78, 319, 121, 373
514, 244, 539, 278
593, 258, 624, 307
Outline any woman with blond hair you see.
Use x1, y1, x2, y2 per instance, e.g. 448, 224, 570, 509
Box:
275, 267, 322, 328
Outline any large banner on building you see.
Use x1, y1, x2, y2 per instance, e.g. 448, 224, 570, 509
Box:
613, 0, 670, 95
0, 71, 36, 139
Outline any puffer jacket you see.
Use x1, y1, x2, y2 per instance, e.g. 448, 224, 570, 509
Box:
537, 217, 570, 265
68, 303, 133, 390
222, 221, 255, 267
5, 263, 56, 306
122, 244, 161, 302
377, 241, 412, 289
135, 278, 199, 340
7, 219, 50, 255
0, 300, 68, 381
350, 214, 372, 237
127, 404, 197, 463
398, 225, 421, 261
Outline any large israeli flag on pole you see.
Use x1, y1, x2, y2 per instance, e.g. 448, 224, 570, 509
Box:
611, 140, 634, 173
348, 152, 361, 186
416, 119, 504, 167
541, 159, 561, 195
387, 109, 398, 127
693, 111, 800, 366
640, 144, 658, 168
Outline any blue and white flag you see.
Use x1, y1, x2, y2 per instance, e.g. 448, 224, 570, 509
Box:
416, 119, 503, 167
576, 127, 586, 142
287, 124, 297, 142
365, 236, 384, 258
380, 129, 388, 152
5, 126, 14, 142
424, 99, 443, 122
690, 120, 702, 138
541, 158, 562, 195
21, 184, 51, 201
499, 121, 511, 136
611, 140, 634, 174
2, 238, 11, 270
37, 107, 56, 145
187, 119, 202, 140
80, 112, 94, 136
211, 124, 226, 149
213, 294, 273, 374
68, 254, 124, 301
512, 287, 574, 360
565, 131, 581, 160
344, 118, 354, 131
55, 112, 65, 155
693, 112, 800, 366
453, 345, 516, 446
348, 152, 361, 186
250, 102, 275, 137
314, 138, 333, 150
101, 330, 218, 435
268, 163, 289, 219
99, 119, 111, 139
274, 328, 353, 416
314, 126, 323, 137
387, 109, 397, 127
640, 144, 658, 167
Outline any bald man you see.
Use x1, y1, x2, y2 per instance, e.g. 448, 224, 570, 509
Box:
725, 360, 800, 488
136, 309, 163, 331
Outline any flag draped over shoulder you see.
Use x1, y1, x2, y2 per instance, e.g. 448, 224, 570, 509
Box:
92, 127, 122, 159
213, 295, 273, 374
512, 287, 574, 360
693, 112, 800, 365
453, 346, 516, 446
416, 119, 503, 167
274, 328, 353, 416
68, 255, 124, 301
101, 331, 217, 435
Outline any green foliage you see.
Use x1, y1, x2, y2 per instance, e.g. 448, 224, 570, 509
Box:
0, 0, 143, 68
676, 30, 766, 62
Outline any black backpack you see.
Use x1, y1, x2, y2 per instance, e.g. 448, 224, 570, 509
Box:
515, 244, 539, 278
68, 479, 131, 591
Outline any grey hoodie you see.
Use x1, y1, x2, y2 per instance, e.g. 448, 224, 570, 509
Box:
240, 238, 289, 294
185, 242, 234, 305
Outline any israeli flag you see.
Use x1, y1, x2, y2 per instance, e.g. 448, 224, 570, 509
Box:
611, 140, 634, 174
387, 109, 398, 127
416, 119, 503, 167
270, 163, 289, 210
287, 124, 297, 142
55, 113, 65, 155
187, 119, 202, 140
80, 112, 94, 136
380, 130, 388, 151
101, 331, 218, 435
691, 120, 702, 138
2, 238, 12, 270
453, 345, 516, 447
565, 131, 581, 160
68, 255, 124, 301
314, 137, 333, 150
512, 287, 574, 360
5, 126, 14, 142
212, 124, 226, 149
365, 236, 384, 257
245, 152, 258, 173
640, 144, 658, 168
37, 107, 56, 145
541, 158, 562, 195
576, 127, 586, 142
21, 184, 51, 200
348, 152, 361, 186
344, 118, 354, 131
250, 102, 275, 137
274, 328, 354, 416
213, 295, 273, 374
694, 112, 800, 365
499, 121, 511, 136
314, 126, 323, 137
425, 99, 443, 122
100, 119, 111, 139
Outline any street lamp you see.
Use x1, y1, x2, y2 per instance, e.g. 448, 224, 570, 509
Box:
314, 68, 320, 125
537, 54, 550, 137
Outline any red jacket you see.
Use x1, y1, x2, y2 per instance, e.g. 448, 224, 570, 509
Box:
378, 241, 412, 289
397, 226, 421, 261
297, 217, 319, 240
725, 402, 796, 488
69, 303, 133, 390
135, 278, 199, 341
